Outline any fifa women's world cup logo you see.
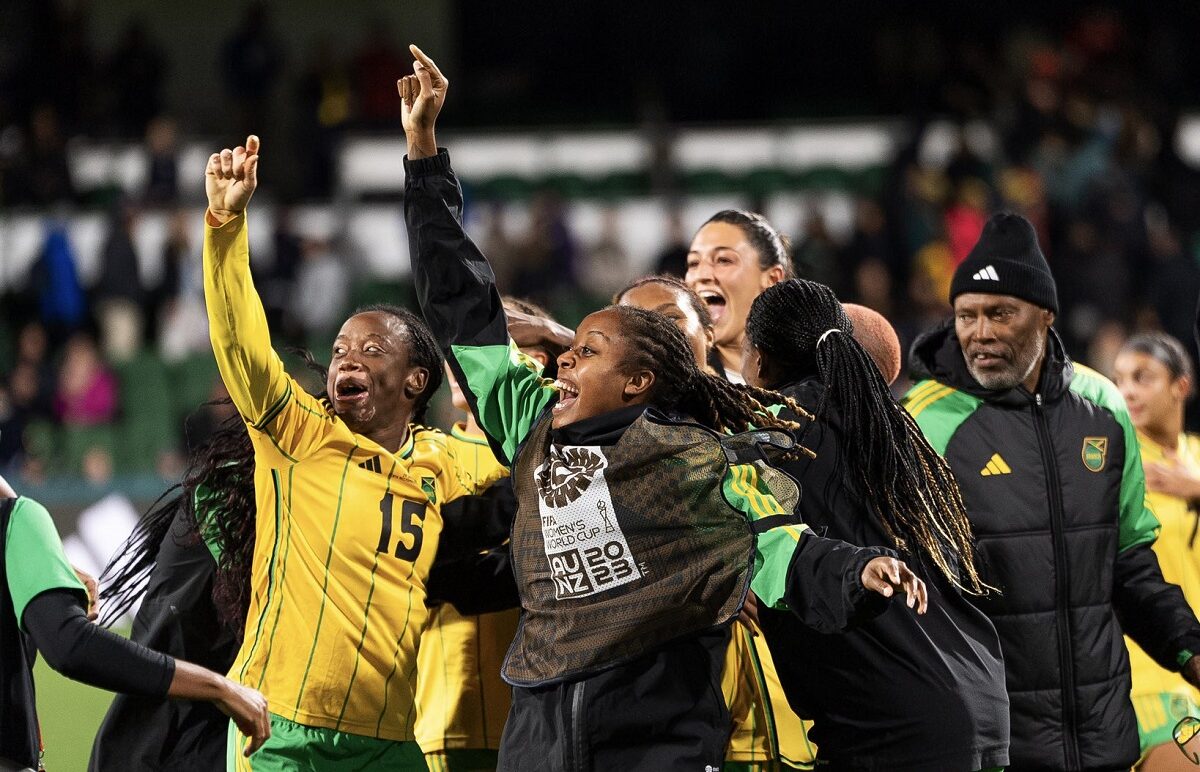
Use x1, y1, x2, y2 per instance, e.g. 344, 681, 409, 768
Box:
534, 445, 642, 599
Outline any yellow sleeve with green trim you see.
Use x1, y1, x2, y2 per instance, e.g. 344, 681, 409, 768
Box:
203, 212, 335, 463
724, 463, 808, 609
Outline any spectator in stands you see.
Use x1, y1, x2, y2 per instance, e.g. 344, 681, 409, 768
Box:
26, 105, 74, 206
54, 334, 118, 428
108, 20, 165, 139
29, 225, 87, 343
12, 323, 56, 422
155, 209, 209, 362
142, 116, 180, 205
0, 380, 23, 472
219, 3, 282, 138
289, 237, 350, 342
353, 21, 406, 126
94, 202, 145, 363
652, 208, 690, 278
513, 191, 578, 305
580, 207, 629, 300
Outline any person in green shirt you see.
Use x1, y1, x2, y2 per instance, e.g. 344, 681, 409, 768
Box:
0, 471, 270, 771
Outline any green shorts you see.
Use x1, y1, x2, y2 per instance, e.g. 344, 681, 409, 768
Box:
227, 714, 427, 771
1133, 691, 1200, 752
424, 749, 499, 771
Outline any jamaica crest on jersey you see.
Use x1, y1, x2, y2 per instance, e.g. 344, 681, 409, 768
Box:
534, 445, 641, 600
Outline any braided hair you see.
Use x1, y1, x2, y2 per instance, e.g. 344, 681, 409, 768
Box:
701, 210, 794, 278
607, 304, 811, 436
746, 279, 988, 594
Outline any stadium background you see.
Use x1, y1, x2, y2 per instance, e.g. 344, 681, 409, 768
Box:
4, 1, 1200, 767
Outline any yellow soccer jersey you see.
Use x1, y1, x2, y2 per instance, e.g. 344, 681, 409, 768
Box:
723, 623, 817, 768
1127, 431, 1200, 706
416, 425, 519, 752
205, 213, 502, 741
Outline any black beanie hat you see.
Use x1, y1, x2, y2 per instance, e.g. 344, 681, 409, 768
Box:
950, 212, 1058, 313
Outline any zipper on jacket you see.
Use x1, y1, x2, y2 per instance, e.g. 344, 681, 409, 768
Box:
1032, 393, 1081, 769
568, 679, 586, 772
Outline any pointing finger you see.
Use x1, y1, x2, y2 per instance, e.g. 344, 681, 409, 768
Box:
412, 43, 451, 88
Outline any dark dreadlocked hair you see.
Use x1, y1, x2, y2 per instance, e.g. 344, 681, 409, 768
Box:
101, 306, 444, 633
354, 303, 444, 424
606, 304, 811, 437
746, 279, 988, 594
701, 210, 794, 279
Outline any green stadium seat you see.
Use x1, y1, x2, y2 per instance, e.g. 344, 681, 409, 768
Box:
169, 354, 221, 426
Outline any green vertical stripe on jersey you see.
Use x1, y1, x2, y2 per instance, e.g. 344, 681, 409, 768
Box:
376, 541, 422, 737
256, 467, 296, 689
294, 442, 358, 713
239, 470, 284, 683
336, 458, 398, 729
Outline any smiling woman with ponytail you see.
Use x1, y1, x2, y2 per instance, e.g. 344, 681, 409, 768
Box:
743, 277, 1011, 772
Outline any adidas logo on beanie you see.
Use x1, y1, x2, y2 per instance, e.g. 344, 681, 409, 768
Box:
950, 213, 1058, 312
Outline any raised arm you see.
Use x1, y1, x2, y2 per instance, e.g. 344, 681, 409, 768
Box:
401, 46, 556, 464
202, 136, 290, 427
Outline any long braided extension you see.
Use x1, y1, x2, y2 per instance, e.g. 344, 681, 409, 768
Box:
606, 304, 812, 439
746, 279, 989, 594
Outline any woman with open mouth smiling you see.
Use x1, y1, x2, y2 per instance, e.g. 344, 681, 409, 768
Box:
686, 211, 792, 384
401, 47, 930, 772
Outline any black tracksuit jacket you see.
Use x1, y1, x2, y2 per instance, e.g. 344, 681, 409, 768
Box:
758, 379, 1010, 772
404, 148, 892, 772
905, 322, 1200, 771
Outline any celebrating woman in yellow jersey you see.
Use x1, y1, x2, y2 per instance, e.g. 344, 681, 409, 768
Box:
1114, 332, 1200, 772
204, 135, 502, 771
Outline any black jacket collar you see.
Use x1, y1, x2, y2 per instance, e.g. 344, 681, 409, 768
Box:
908, 319, 1074, 406
549, 405, 648, 446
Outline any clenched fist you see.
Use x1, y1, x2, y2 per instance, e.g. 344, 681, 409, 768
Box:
206, 135, 260, 226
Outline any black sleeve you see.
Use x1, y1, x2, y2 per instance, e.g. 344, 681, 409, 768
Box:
23, 589, 176, 697
782, 530, 895, 634
426, 545, 520, 615
404, 149, 509, 354
1114, 543, 1200, 671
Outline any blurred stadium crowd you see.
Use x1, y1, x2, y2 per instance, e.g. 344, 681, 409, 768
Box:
4, 2, 1200, 488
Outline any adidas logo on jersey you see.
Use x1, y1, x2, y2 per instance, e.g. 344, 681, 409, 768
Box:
358, 455, 382, 474
972, 265, 1000, 281
980, 453, 1011, 476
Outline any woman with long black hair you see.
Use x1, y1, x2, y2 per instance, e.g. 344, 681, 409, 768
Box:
743, 277, 1009, 772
